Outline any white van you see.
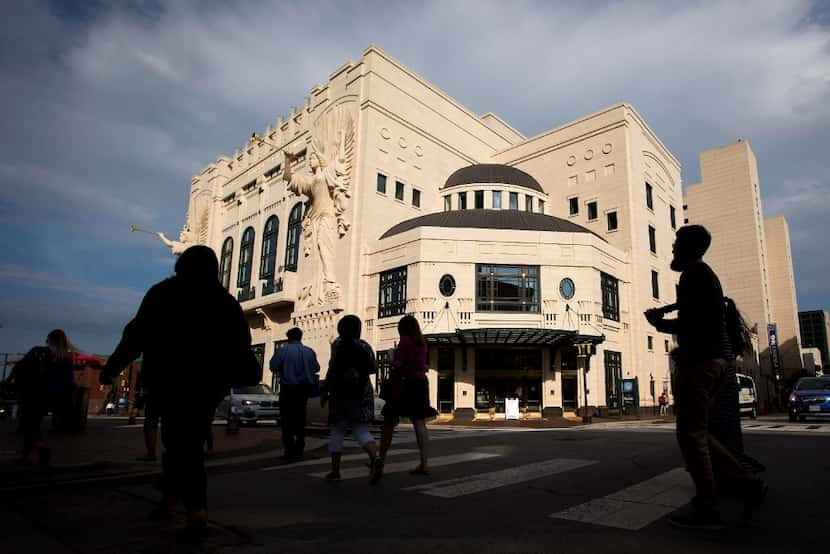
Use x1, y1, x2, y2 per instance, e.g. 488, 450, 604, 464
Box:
736, 373, 758, 419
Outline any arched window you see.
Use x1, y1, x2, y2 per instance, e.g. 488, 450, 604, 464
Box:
237, 226, 255, 293
260, 216, 279, 291
284, 203, 303, 272
219, 237, 233, 290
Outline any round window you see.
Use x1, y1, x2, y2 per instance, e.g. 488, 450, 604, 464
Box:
559, 278, 575, 300
439, 274, 456, 297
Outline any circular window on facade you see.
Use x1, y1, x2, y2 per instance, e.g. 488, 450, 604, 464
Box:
559, 277, 575, 300
439, 274, 456, 297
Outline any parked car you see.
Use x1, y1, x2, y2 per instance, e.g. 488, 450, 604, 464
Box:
788, 376, 830, 422
215, 384, 280, 425
736, 373, 758, 419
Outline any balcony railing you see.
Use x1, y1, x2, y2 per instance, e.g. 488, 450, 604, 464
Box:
237, 286, 256, 302
261, 277, 284, 297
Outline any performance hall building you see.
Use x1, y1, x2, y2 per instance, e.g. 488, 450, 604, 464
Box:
172, 45, 681, 419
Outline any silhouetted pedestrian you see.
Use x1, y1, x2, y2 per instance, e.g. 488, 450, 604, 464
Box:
133, 370, 159, 462
377, 315, 437, 480
322, 315, 380, 482
270, 327, 319, 461
101, 245, 261, 538
646, 225, 766, 530
9, 329, 76, 465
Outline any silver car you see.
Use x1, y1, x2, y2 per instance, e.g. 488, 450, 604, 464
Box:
216, 384, 280, 425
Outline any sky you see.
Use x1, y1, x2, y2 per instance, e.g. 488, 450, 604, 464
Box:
1, 0, 829, 356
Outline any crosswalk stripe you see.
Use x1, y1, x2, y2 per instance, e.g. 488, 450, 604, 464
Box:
261, 448, 419, 471
307, 452, 500, 480
549, 467, 693, 531
403, 458, 597, 498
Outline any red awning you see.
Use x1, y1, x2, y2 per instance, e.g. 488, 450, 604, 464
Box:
73, 354, 104, 369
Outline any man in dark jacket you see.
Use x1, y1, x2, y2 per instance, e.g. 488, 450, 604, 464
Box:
102, 246, 260, 535
646, 225, 765, 529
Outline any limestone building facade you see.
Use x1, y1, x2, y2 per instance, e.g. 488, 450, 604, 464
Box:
175, 45, 679, 419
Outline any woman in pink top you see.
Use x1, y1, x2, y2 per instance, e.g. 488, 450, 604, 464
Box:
376, 315, 437, 480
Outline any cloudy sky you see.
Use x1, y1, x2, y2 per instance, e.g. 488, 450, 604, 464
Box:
1, 0, 829, 356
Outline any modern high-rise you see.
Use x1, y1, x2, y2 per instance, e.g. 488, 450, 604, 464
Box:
684, 141, 772, 368
684, 140, 805, 406
764, 216, 803, 375
799, 310, 830, 372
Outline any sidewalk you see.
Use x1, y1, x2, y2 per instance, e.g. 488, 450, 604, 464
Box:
0, 416, 281, 490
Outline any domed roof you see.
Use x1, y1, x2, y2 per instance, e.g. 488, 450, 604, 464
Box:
443, 164, 544, 193
380, 209, 601, 240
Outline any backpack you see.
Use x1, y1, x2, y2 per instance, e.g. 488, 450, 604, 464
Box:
332, 340, 368, 395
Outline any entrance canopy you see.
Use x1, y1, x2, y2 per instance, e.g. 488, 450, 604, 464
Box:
424, 327, 603, 347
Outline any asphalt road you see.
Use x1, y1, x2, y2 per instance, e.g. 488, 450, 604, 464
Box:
4, 420, 828, 553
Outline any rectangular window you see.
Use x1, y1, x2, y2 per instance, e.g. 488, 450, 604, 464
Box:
649, 225, 657, 253
475, 190, 485, 209
378, 266, 407, 318
651, 270, 660, 299
604, 351, 622, 409
377, 173, 387, 194
476, 264, 540, 313
587, 201, 598, 221
458, 191, 467, 210
670, 205, 677, 229
412, 188, 421, 208
492, 190, 502, 209
395, 181, 405, 201
648, 336, 654, 351
509, 192, 518, 210
569, 197, 579, 215
601, 272, 620, 322
537, 199, 544, 214
646, 182, 654, 210
664, 339, 670, 353
607, 211, 618, 231
443, 195, 451, 211
525, 195, 533, 212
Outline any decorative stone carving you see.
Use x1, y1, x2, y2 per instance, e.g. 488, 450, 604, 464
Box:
156, 224, 195, 256
584, 149, 594, 160
414, 145, 423, 157
567, 155, 576, 166
283, 105, 355, 309
380, 127, 391, 139
602, 143, 612, 154
398, 137, 408, 148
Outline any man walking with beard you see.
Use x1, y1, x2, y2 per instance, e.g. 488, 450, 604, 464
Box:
645, 225, 765, 530
102, 246, 261, 540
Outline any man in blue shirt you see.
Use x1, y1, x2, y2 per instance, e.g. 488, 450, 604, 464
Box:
270, 327, 319, 461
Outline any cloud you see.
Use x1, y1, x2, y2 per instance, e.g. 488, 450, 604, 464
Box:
1, 0, 829, 352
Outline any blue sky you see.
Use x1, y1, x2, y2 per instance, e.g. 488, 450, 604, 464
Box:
1, 0, 829, 355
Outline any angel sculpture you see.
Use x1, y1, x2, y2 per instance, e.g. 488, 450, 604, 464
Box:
283, 108, 354, 307
156, 224, 195, 256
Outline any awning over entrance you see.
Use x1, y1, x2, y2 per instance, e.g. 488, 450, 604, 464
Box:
424, 327, 604, 347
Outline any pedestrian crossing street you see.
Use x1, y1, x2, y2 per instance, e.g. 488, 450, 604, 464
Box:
260, 446, 695, 532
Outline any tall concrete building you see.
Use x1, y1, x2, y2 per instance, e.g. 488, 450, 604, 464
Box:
685, 140, 804, 405
764, 216, 803, 375
684, 141, 772, 365
169, 45, 680, 419
799, 310, 830, 372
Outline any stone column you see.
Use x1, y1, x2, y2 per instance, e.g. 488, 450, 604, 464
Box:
428, 347, 439, 411
542, 348, 563, 418
453, 346, 475, 421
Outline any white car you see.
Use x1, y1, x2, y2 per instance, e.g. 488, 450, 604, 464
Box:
737, 373, 758, 419
216, 384, 280, 425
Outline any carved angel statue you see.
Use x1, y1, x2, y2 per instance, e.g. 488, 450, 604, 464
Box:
283, 107, 355, 307
156, 224, 196, 256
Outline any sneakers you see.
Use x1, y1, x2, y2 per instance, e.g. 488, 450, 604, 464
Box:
669, 508, 725, 530
370, 458, 384, 484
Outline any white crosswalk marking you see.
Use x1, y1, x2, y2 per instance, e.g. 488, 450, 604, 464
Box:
549, 467, 693, 530
307, 452, 500, 480
403, 458, 597, 498
260, 448, 419, 471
